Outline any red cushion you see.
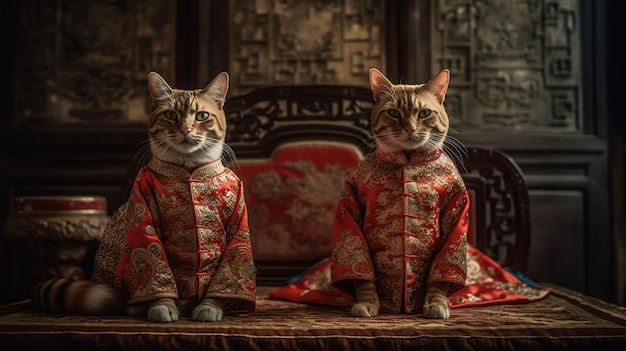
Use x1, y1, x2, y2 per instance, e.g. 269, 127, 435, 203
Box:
236, 142, 363, 261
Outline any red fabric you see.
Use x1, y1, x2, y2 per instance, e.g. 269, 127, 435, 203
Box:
269, 258, 353, 307
330, 148, 468, 313
449, 245, 550, 307
270, 147, 549, 312
236, 143, 363, 261
269, 245, 550, 309
92, 158, 256, 313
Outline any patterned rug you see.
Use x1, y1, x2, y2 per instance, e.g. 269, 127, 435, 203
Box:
1, 285, 626, 350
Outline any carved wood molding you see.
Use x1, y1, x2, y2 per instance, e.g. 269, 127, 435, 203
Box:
463, 148, 531, 273
228, 0, 384, 96
225, 85, 374, 155
14, 0, 175, 125
432, 0, 581, 132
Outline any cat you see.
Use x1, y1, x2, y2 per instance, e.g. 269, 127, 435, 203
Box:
330, 68, 469, 319
31, 72, 257, 322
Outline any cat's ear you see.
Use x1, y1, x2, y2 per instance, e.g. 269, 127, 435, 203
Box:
369, 68, 393, 103
147, 72, 173, 105
202, 72, 229, 109
426, 69, 450, 104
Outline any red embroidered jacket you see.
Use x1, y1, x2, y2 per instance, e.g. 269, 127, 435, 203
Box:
92, 158, 256, 313
331, 148, 468, 313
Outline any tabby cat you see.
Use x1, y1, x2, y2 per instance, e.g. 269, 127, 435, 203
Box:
331, 68, 469, 319
32, 72, 257, 322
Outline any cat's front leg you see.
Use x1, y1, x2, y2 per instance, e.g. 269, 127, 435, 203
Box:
351, 280, 380, 318
192, 298, 224, 322
147, 298, 179, 322
422, 282, 450, 319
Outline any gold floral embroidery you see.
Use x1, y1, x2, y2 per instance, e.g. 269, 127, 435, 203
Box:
131, 242, 162, 275
247, 159, 350, 261
332, 150, 468, 313
92, 158, 256, 311
331, 230, 374, 278
250, 171, 286, 200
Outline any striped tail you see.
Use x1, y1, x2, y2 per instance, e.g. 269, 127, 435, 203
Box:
32, 278, 126, 315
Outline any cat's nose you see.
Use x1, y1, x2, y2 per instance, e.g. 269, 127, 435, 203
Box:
180, 129, 190, 136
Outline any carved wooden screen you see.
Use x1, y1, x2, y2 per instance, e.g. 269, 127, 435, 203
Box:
227, 0, 583, 131
431, 0, 582, 132
13, 0, 175, 125
11, 0, 583, 134
228, 0, 385, 96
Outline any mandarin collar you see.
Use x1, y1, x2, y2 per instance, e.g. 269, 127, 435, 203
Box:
147, 158, 226, 179
375, 147, 443, 165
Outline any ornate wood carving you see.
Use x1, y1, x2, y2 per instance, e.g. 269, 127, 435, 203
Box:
463, 148, 530, 272
225, 85, 374, 151
432, 0, 581, 132
228, 0, 384, 95
15, 0, 175, 125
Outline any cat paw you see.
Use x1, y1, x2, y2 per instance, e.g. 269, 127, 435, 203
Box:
192, 300, 223, 322
148, 304, 179, 323
423, 302, 450, 319
351, 302, 379, 318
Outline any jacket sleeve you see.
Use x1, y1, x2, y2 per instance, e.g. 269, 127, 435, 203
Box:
93, 170, 178, 304
427, 188, 469, 293
330, 177, 376, 295
203, 179, 257, 313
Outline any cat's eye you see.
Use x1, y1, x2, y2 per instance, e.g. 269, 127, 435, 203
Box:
163, 110, 177, 121
387, 109, 401, 118
418, 109, 432, 119
196, 111, 210, 121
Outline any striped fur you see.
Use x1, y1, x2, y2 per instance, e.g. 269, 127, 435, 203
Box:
31, 278, 126, 315
146, 71, 230, 170
351, 280, 380, 317
423, 282, 451, 319
146, 298, 179, 323
369, 68, 452, 154
192, 298, 224, 322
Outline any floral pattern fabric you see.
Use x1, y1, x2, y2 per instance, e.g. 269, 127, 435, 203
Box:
237, 142, 363, 261
92, 158, 256, 313
330, 148, 469, 313
269, 244, 550, 309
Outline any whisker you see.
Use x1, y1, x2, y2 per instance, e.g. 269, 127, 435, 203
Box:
151, 135, 176, 165
363, 135, 379, 155
443, 134, 468, 156
442, 136, 468, 172
127, 139, 154, 179
445, 142, 468, 168
447, 126, 460, 135
221, 143, 240, 171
